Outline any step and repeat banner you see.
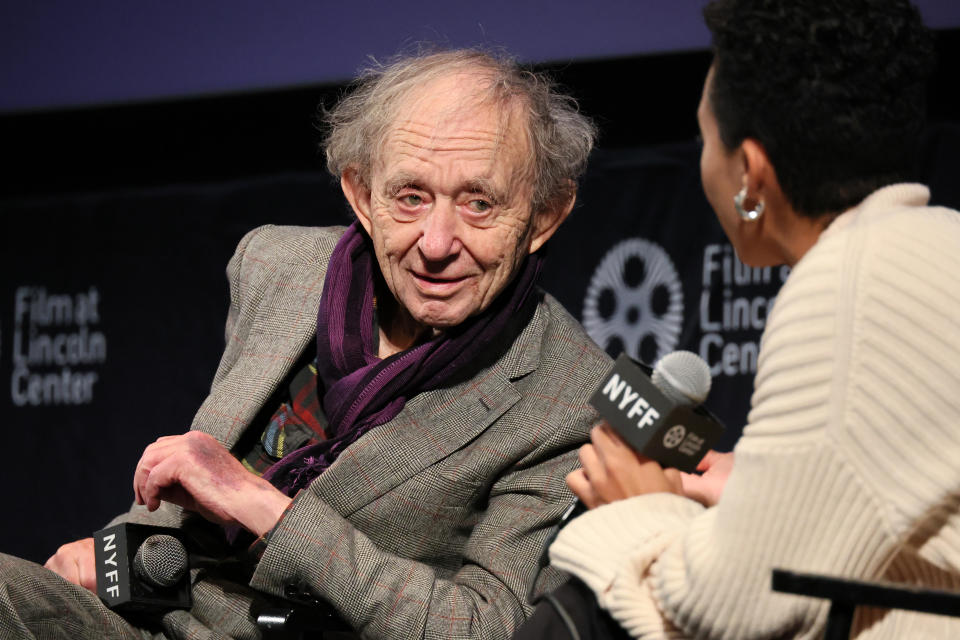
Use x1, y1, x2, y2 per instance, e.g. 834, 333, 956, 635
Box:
2, 127, 958, 563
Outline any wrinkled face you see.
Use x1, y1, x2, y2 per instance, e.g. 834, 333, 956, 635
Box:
353, 73, 541, 330
697, 66, 746, 254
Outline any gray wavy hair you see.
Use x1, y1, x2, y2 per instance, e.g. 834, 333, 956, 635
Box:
323, 49, 597, 215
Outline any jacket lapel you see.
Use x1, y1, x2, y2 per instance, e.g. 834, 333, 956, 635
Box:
194, 221, 550, 516
191, 230, 335, 450
313, 297, 548, 517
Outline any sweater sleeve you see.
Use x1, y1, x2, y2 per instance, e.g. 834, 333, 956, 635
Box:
551, 189, 960, 639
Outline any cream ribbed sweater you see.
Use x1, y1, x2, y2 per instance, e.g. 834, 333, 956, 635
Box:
551, 184, 960, 639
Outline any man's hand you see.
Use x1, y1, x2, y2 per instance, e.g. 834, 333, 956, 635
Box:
680, 450, 734, 507
133, 431, 292, 537
566, 423, 683, 509
44, 537, 96, 592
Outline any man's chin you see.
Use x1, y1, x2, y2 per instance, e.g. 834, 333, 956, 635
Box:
419, 316, 465, 333
410, 303, 472, 332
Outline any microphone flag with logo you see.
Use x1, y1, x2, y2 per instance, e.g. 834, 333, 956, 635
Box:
589, 351, 724, 472
93, 523, 191, 614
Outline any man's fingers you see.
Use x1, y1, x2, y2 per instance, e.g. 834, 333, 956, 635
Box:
76, 551, 97, 592
134, 440, 166, 504
144, 457, 193, 512
44, 538, 96, 592
133, 464, 145, 505
43, 553, 77, 585
139, 455, 184, 511
133, 436, 190, 505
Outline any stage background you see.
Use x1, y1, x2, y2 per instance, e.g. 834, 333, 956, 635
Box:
2, 33, 958, 565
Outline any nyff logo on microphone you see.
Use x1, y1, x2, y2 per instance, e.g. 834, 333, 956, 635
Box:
598, 371, 663, 430
93, 523, 191, 613
100, 533, 122, 599
94, 525, 133, 607
589, 354, 724, 473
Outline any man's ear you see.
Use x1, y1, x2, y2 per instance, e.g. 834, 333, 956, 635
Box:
340, 167, 374, 236
528, 183, 576, 254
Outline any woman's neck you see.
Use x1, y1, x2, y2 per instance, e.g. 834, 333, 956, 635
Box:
766, 190, 841, 267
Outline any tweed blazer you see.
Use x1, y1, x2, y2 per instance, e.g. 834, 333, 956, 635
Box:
115, 224, 611, 639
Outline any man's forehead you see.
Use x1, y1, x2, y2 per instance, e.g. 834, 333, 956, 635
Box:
375, 84, 528, 169
398, 70, 498, 113
395, 90, 516, 137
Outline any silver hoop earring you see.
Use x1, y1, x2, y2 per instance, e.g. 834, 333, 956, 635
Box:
734, 186, 765, 221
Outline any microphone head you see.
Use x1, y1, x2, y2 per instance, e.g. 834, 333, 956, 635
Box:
651, 351, 712, 406
133, 534, 188, 588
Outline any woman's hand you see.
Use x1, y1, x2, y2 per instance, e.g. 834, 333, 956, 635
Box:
566, 422, 683, 509
680, 450, 734, 507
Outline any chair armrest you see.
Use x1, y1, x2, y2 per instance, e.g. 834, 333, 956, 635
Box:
772, 568, 960, 617
256, 605, 352, 639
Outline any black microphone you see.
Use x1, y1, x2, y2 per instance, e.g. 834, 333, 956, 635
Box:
590, 351, 724, 473
94, 523, 350, 630
133, 533, 188, 588
93, 523, 191, 614
533, 351, 724, 592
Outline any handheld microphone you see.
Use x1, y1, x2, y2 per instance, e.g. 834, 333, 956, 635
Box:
93, 523, 191, 614
590, 351, 724, 473
534, 351, 724, 585
132, 533, 188, 588
93, 523, 349, 630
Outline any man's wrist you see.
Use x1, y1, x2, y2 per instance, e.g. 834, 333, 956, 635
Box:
241, 481, 294, 538
246, 496, 297, 564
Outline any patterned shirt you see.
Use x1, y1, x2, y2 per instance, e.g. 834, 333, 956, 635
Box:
240, 355, 328, 477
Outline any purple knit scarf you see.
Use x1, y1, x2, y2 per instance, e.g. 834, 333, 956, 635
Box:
263, 222, 542, 495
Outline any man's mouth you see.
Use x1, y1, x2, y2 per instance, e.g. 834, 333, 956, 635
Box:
411, 271, 469, 293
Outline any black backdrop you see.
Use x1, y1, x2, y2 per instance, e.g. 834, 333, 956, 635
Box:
2, 35, 958, 564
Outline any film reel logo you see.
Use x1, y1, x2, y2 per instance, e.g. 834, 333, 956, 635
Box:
583, 238, 684, 364
662, 425, 687, 449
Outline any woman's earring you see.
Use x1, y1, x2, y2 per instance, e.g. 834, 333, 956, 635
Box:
734, 186, 765, 221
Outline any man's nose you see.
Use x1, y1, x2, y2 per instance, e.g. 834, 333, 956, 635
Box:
418, 201, 460, 262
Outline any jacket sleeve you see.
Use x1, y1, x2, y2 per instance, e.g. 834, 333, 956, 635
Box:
248, 421, 591, 640
243, 295, 612, 639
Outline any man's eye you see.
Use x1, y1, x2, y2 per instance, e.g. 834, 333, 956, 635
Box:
400, 194, 423, 207
467, 199, 491, 213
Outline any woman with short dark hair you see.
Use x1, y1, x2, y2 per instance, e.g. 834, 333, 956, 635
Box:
523, 1, 960, 637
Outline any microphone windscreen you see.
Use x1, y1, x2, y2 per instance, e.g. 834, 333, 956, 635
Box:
652, 351, 712, 406
133, 534, 188, 588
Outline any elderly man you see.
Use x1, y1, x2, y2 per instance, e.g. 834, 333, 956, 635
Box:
0, 50, 610, 639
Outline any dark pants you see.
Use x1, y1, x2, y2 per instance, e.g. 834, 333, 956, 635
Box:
513, 578, 634, 640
